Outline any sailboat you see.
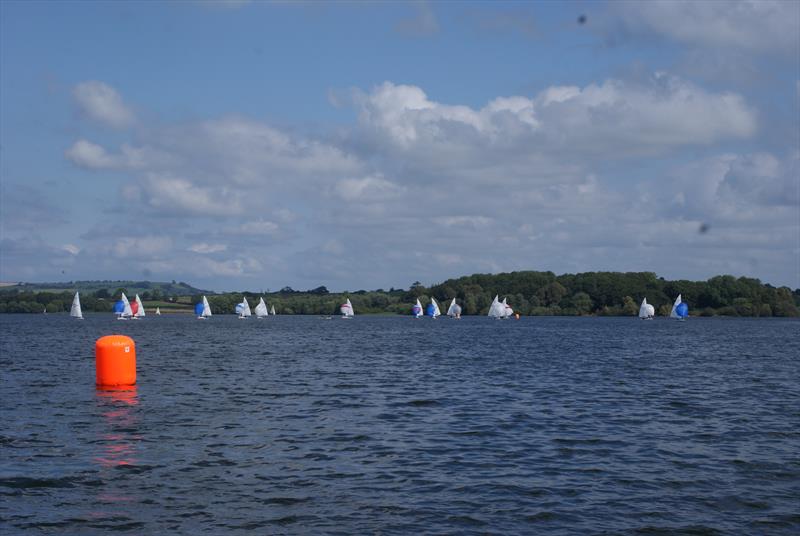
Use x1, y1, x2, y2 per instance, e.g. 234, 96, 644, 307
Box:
501, 297, 514, 319
133, 294, 146, 319
670, 294, 689, 320
446, 298, 462, 319
236, 297, 252, 319
270, 305, 276, 316
639, 298, 655, 320
254, 297, 268, 318
340, 298, 354, 318
412, 298, 423, 318
196, 295, 212, 319
117, 293, 133, 320
426, 297, 441, 319
155, 307, 161, 316
70, 291, 83, 320
488, 295, 504, 318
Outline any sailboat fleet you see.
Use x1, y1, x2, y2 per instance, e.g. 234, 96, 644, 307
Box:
61, 288, 689, 321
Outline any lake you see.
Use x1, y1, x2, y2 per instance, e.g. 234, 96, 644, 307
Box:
1, 314, 798, 534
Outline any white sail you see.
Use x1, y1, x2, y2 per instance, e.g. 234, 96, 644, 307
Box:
431, 297, 441, 318
120, 293, 133, 318
70, 291, 83, 319
487, 294, 500, 318
238, 297, 252, 318
446, 297, 462, 318
201, 295, 212, 318
134, 294, 146, 318
414, 298, 423, 318
255, 297, 268, 318
155, 307, 161, 316
340, 298, 354, 317
670, 294, 682, 318
447, 298, 457, 317
501, 297, 514, 318
639, 297, 650, 319
270, 305, 276, 315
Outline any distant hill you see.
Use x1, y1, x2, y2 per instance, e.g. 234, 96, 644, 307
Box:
0, 280, 211, 297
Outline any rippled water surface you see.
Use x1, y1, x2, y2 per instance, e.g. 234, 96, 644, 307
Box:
2, 314, 799, 534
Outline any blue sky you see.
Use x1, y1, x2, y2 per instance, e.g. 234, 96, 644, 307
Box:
1, 0, 798, 291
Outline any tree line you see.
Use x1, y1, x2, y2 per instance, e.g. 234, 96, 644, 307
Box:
1, 272, 798, 317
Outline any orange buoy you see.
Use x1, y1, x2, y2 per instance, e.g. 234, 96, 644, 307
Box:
95, 335, 136, 387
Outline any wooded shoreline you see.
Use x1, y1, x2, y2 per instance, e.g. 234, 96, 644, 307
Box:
2, 271, 798, 317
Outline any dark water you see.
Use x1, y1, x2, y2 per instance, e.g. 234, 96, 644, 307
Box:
1, 314, 798, 534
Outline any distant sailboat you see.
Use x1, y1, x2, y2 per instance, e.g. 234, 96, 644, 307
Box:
196, 295, 212, 319
254, 297, 268, 318
446, 298, 462, 319
133, 294, 146, 319
501, 297, 514, 319
236, 297, 252, 319
340, 298, 354, 318
670, 294, 689, 320
488, 295, 504, 318
270, 305, 276, 316
117, 293, 133, 320
155, 307, 161, 316
639, 298, 655, 320
426, 297, 441, 319
70, 291, 83, 320
412, 298, 423, 318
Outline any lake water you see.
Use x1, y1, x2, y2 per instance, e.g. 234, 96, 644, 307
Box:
1, 314, 798, 534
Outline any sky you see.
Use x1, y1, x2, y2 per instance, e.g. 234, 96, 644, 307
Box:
1, 0, 798, 292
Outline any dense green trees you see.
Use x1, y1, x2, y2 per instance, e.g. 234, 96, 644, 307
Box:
1, 272, 798, 316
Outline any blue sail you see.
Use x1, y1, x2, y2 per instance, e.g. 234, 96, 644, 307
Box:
113, 300, 125, 313
235, 303, 244, 314
425, 303, 436, 317
676, 302, 689, 318
411, 305, 422, 316
194, 302, 204, 315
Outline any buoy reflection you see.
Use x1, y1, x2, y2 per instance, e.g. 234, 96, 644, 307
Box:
94, 386, 139, 468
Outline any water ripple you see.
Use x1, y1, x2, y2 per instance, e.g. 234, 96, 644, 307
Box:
1, 315, 798, 534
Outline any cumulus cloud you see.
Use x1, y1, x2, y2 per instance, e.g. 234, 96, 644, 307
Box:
354, 77, 757, 161
136, 173, 243, 216
49, 73, 796, 290
72, 81, 134, 128
610, 0, 800, 53
64, 139, 153, 170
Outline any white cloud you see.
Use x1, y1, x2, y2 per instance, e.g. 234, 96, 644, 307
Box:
62, 244, 80, 255
229, 219, 280, 236
334, 174, 404, 201
72, 81, 134, 128
189, 243, 228, 254
64, 139, 151, 170
137, 173, 242, 216
611, 0, 800, 53
65, 140, 118, 169
354, 76, 757, 164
